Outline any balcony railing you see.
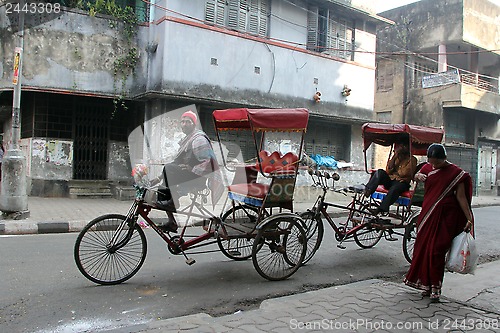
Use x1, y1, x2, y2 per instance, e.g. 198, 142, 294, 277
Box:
460, 73, 499, 94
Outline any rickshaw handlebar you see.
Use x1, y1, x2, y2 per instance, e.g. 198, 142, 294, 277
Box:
307, 168, 351, 195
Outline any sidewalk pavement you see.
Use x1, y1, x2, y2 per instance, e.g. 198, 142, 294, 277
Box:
2, 194, 500, 332
105, 262, 500, 333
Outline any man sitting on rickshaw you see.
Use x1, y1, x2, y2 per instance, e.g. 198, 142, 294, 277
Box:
156, 110, 223, 233
364, 141, 417, 215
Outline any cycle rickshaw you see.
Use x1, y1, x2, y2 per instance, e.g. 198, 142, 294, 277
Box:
74, 108, 309, 284
301, 123, 444, 264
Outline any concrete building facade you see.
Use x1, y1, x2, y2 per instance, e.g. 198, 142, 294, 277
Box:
375, 0, 500, 195
1, 0, 391, 198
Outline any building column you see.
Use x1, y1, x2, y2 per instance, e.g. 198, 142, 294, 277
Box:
469, 46, 479, 85
438, 44, 447, 72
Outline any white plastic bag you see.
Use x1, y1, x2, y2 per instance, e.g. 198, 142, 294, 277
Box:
446, 231, 478, 275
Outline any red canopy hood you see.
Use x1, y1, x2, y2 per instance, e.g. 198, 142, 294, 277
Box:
213, 108, 309, 132
362, 123, 445, 155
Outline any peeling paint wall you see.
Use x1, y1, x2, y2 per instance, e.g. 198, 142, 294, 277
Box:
30, 138, 73, 180
0, 9, 148, 96
108, 141, 132, 181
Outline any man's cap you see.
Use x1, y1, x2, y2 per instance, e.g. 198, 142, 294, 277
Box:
181, 110, 197, 125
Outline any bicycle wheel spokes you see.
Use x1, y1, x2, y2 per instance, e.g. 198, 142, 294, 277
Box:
220, 237, 254, 260
299, 211, 324, 265
74, 214, 147, 285
403, 215, 418, 263
218, 205, 260, 261
252, 216, 306, 281
353, 227, 383, 248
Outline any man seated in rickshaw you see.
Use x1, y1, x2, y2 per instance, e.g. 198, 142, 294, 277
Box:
364, 140, 417, 215
156, 111, 223, 232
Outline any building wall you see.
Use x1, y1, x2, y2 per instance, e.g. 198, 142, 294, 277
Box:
463, 0, 500, 55
376, 0, 500, 195
1, 1, 383, 124
374, 58, 405, 123
0, 9, 148, 97
147, 17, 376, 120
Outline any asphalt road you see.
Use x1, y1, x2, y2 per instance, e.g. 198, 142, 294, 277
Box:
1, 206, 499, 333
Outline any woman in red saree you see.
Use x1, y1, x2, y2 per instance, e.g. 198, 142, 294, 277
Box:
404, 144, 474, 302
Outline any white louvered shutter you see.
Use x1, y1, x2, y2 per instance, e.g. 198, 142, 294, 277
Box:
205, 0, 225, 26
258, 0, 268, 37
248, 0, 259, 34
307, 7, 319, 51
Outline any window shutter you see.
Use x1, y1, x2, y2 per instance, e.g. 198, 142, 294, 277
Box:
248, 0, 259, 34
205, 0, 216, 24
205, 0, 225, 26
327, 16, 338, 56
346, 21, 354, 60
238, 0, 248, 32
248, 0, 259, 35
258, 0, 268, 37
307, 7, 319, 51
338, 19, 347, 59
216, 0, 225, 25
227, 0, 240, 30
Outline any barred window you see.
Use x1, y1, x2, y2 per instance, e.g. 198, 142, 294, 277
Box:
205, 0, 269, 37
307, 6, 354, 61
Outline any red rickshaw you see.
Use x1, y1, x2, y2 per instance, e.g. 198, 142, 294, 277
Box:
74, 108, 309, 283
301, 123, 444, 264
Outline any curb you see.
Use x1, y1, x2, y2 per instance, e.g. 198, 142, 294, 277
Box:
1, 202, 498, 236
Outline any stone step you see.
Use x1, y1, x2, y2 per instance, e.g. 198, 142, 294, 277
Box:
69, 192, 113, 199
68, 180, 112, 199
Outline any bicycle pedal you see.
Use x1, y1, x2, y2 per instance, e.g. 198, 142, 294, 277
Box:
185, 258, 196, 265
337, 244, 346, 249
228, 250, 241, 256
386, 236, 398, 241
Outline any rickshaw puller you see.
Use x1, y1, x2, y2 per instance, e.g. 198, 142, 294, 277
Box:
156, 111, 223, 233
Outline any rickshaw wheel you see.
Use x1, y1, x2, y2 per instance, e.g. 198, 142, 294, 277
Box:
299, 211, 324, 265
352, 203, 383, 248
403, 214, 418, 263
252, 215, 306, 281
218, 205, 262, 261
353, 227, 383, 249
74, 214, 147, 285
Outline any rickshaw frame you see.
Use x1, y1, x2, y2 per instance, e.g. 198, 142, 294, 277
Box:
74, 108, 310, 284
301, 123, 445, 264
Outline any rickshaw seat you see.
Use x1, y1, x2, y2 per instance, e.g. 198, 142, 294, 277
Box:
227, 151, 299, 208
258, 151, 298, 175
373, 185, 414, 206
227, 183, 269, 207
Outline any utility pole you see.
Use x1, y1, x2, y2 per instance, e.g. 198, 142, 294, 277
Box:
1, 0, 29, 218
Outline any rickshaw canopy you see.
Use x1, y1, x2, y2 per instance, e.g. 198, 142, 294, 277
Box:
362, 123, 444, 155
213, 108, 309, 132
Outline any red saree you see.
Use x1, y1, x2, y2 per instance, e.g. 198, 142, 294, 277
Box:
404, 162, 472, 293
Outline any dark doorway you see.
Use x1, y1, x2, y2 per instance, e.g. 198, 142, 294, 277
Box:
73, 102, 110, 180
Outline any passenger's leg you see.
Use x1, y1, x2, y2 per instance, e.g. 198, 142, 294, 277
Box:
364, 169, 391, 196
378, 180, 410, 212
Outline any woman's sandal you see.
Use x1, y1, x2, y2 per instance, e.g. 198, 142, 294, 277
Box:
430, 292, 440, 302
421, 290, 431, 297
